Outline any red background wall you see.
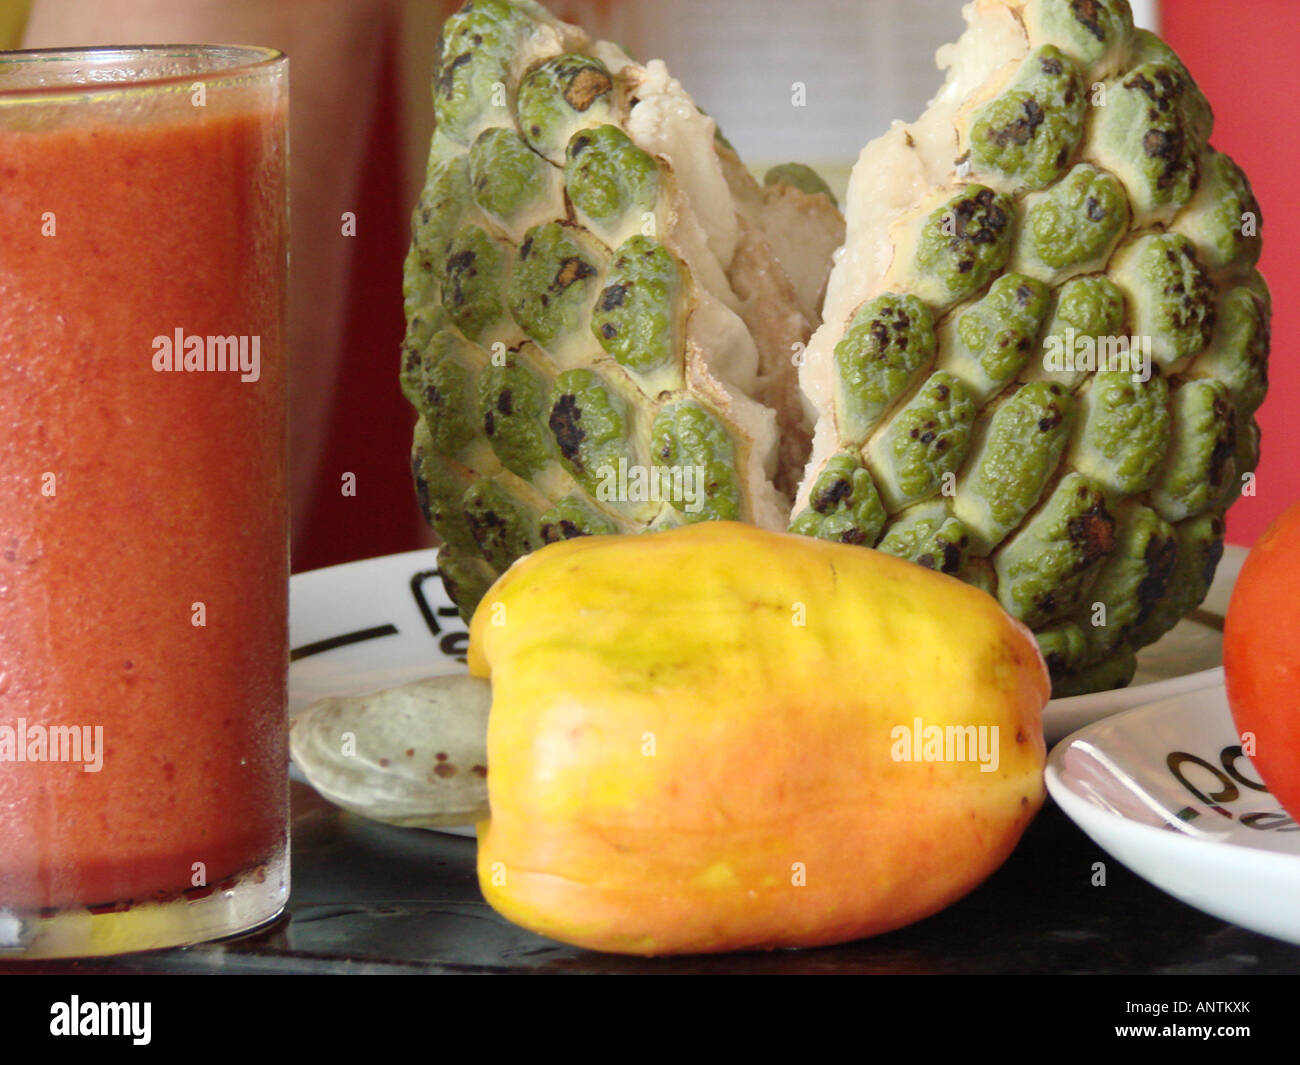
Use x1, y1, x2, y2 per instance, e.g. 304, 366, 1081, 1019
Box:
293, 1, 1299, 572
1163, 0, 1299, 545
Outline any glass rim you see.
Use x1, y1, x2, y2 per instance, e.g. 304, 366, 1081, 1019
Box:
0, 44, 286, 101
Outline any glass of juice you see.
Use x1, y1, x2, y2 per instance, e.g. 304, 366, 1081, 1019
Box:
0, 46, 290, 957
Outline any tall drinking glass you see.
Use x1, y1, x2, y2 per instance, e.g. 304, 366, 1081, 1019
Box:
0, 46, 290, 957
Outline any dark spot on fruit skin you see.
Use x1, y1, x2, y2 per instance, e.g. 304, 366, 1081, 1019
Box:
1142, 128, 1188, 189
570, 133, 591, 156
447, 248, 477, 274
1067, 504, 1117, 564
541, 519, 588, 543
563, 66, 613, 112
436, 51, 473, 99
496, 389, 514, 415
599, 283, 629, 312
1016, 728, 1027, 744
1201, 531, 1226, 587
1070, 0, 1107, 43
838, 528, 869, 545
434, 763, 458, 779
600, 323, 618, 340
943, 189, 1009, 260
464, 504, 514, 560
1135, 532, 1178, 622
812, 476, 853, 512
483, 409, 495, 435
1208, 398, 1237, 483
941, 543, 961, 573
436, 752, 448, 761
472, 765, 488, 778
405, 748, 415, 758
549, 393, 586, 466
1085, 195, 1106, 222
1040, 56, 1064, 77
378, 758, 391, 768
553, 255, 596, 293
988, 97, 1045, 148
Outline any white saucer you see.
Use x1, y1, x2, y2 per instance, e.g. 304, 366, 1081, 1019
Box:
1046, 681, 1300, 945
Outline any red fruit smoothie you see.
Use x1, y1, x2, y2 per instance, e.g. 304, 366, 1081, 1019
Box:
0, 89, 289, 911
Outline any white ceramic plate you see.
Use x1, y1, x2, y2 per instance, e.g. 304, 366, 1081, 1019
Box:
1046, 682, 1300, 945
288, 544, 1244, 746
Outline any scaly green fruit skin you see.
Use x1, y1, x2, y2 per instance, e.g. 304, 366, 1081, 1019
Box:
1070, 369, 1172, 496
875, 501, 971, 576
869, 372, 977, 510
968, 46, 1086, 191
1092, 60, 1208, 220
910, 186, 1016, 308
833, 294, 936, 445
433, 1, 540, 144
788, 0, 1267, 694
479, 355, 553, 479
516, 53, 615, 162
442, 224, 510, 341
565, 125, 659, 234
788, 453, 886, 546
1109, 233, 1215, 368
405, 1, 797, 623
1016, 164, 1130, 279
953, 381, 1074, 553
1025, 0, 1133, 70
548, 368, 634, 498
509, 222, 602, 348
539, 495, 619, 542
946, 274, 1051, 398
650, 402, 743, 524
591, 237, 685, 382
1072, 503, 1177, 661
470, 127, 552, 225
995, 473, 1117, 631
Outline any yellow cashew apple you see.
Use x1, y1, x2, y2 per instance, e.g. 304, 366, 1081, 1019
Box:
468, 522, 1048, 955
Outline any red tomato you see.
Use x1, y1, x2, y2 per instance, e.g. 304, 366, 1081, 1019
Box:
1224, 499, 1300, 823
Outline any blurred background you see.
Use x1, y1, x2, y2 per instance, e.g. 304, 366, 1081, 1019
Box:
7, 0, 1296, 570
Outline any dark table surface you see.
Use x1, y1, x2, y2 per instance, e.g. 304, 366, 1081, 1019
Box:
5, 781, 1299, 975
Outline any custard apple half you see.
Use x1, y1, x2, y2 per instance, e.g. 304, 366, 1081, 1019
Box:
401, 0, 843, 616
793, 0, 1267, 695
